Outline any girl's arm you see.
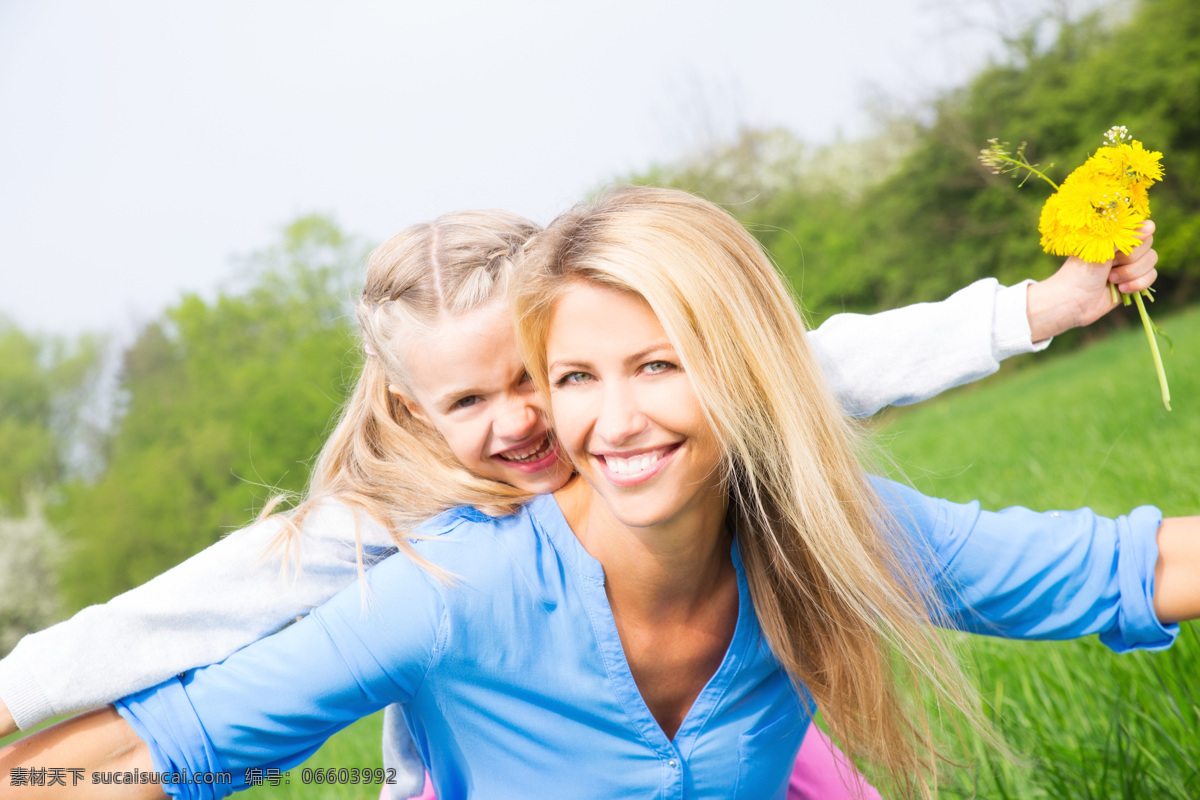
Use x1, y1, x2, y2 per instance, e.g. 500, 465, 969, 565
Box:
0, 500, 396, 735
812, 231, 1157, 417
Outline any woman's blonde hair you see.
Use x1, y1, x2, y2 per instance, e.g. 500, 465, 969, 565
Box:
512, 186, 982, 797
272, 210, 539, 572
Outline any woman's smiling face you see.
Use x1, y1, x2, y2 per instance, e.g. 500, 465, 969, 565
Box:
545, 282, 726, 533
396, 297, 573, 494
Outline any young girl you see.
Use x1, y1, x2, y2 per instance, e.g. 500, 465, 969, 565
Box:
0, 187, 1187, 798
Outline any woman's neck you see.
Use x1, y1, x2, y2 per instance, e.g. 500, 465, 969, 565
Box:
553, 475, 732, 619
552, 474, 739, 741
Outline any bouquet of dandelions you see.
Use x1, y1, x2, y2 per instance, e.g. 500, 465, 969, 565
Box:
980, 126, 1170, 410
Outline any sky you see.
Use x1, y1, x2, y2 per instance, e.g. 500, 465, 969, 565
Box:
0, 0, 1033, 338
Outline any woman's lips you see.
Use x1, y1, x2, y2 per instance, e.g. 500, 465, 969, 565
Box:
593, 443, 681, 486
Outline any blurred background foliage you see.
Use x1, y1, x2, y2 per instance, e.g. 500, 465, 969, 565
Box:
52, 215, 370, 609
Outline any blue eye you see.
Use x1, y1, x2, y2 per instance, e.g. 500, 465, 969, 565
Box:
643, 360, 675, 374
554, 371, 591, 387
452, 395, 481, 410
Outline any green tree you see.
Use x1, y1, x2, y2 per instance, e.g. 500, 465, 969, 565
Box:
630, 0, 1200, 324
57, 216, 368, 609
0, 320, 104, 653
0, 321, 105, 513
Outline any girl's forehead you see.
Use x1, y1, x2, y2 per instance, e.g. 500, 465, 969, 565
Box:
404, 300, 523, 387
426, 297, 513, 345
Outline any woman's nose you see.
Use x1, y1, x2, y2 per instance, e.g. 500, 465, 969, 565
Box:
596, 384, 646, 445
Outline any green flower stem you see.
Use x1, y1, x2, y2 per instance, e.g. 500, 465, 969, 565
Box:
1131, 288, 1171, 410
984, 154, 1059, 190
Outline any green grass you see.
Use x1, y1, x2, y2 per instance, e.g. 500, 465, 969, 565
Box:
866, 304, 1200, 798
240, 712, 387, 800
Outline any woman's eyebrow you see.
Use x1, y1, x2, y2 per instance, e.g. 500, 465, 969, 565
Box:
548, 342, 677, 373
624, 342, 676, 365
547, 358, 591, 374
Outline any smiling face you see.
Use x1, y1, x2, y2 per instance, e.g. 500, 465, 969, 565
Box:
395, 297, 573, 494
546, 281, 726, 533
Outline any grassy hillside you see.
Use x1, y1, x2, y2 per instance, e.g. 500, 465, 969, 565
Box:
873, 305, 1200, 798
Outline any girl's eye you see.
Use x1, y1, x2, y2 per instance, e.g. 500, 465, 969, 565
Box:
554, 371, 591, 387
643, 360, 675, 375
452, 395, 481, 410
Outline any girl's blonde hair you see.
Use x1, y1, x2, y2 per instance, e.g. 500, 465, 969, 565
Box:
274, 210, 539, 571
512, 185, 982, 797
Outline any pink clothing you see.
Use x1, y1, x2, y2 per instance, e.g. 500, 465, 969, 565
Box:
790, 724, 882, 800
395, 722, 881, 799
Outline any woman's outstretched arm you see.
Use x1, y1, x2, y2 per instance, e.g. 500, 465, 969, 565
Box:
0, 706, 162, 799
1154, 516, 1200, 624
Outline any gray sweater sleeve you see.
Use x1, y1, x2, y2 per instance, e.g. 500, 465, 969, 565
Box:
811, 279, 1048, 418
0, 501, 397, 730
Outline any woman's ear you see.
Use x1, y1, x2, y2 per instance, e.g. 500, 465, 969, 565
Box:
389, 384, 432, 426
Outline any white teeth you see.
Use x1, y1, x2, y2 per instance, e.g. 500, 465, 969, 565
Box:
498, 435, 551, 463
603, 451, 663, 476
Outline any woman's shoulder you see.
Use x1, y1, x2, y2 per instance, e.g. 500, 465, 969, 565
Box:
380, 495, 561, 591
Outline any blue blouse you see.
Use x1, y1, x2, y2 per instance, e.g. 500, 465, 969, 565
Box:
116, 482, 1176, 800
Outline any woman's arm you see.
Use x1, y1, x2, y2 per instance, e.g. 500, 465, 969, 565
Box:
0, 500, 396, 734
812, 227, 1157, 417
0, 707, 161, 799
878, 479, 1179, 650
1153, 516, 1200, 624
2, 542, 448, 800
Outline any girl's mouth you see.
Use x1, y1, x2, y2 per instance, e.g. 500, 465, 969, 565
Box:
495, 432, 559, 472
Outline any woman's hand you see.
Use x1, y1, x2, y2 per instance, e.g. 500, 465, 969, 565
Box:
1027, 220, 1158, 342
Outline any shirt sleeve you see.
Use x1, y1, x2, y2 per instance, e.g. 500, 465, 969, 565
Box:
875, 479, 1178, 653
114, 549, 447, 800
810, 279, 1047, 418
0, 501, 397, 730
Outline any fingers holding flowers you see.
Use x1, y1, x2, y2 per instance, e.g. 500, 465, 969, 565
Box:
1110, 221, 1158, 296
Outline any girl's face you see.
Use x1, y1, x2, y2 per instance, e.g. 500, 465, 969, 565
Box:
395, 298, 573, 494
545, 282, 725, 532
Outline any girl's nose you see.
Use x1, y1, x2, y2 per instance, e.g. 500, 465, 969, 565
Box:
495, 395, 540, 441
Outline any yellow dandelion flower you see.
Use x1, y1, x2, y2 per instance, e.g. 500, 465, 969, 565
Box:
1087, 140, 1164, 192
1038, 170, 1143, 263
1127, 181, 1151, 218
986, 126, 1170, 408
1117, 140, 1164, 187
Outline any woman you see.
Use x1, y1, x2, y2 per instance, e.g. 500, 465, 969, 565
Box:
0, 187, 1188, 798
0, 200, 1154, 800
